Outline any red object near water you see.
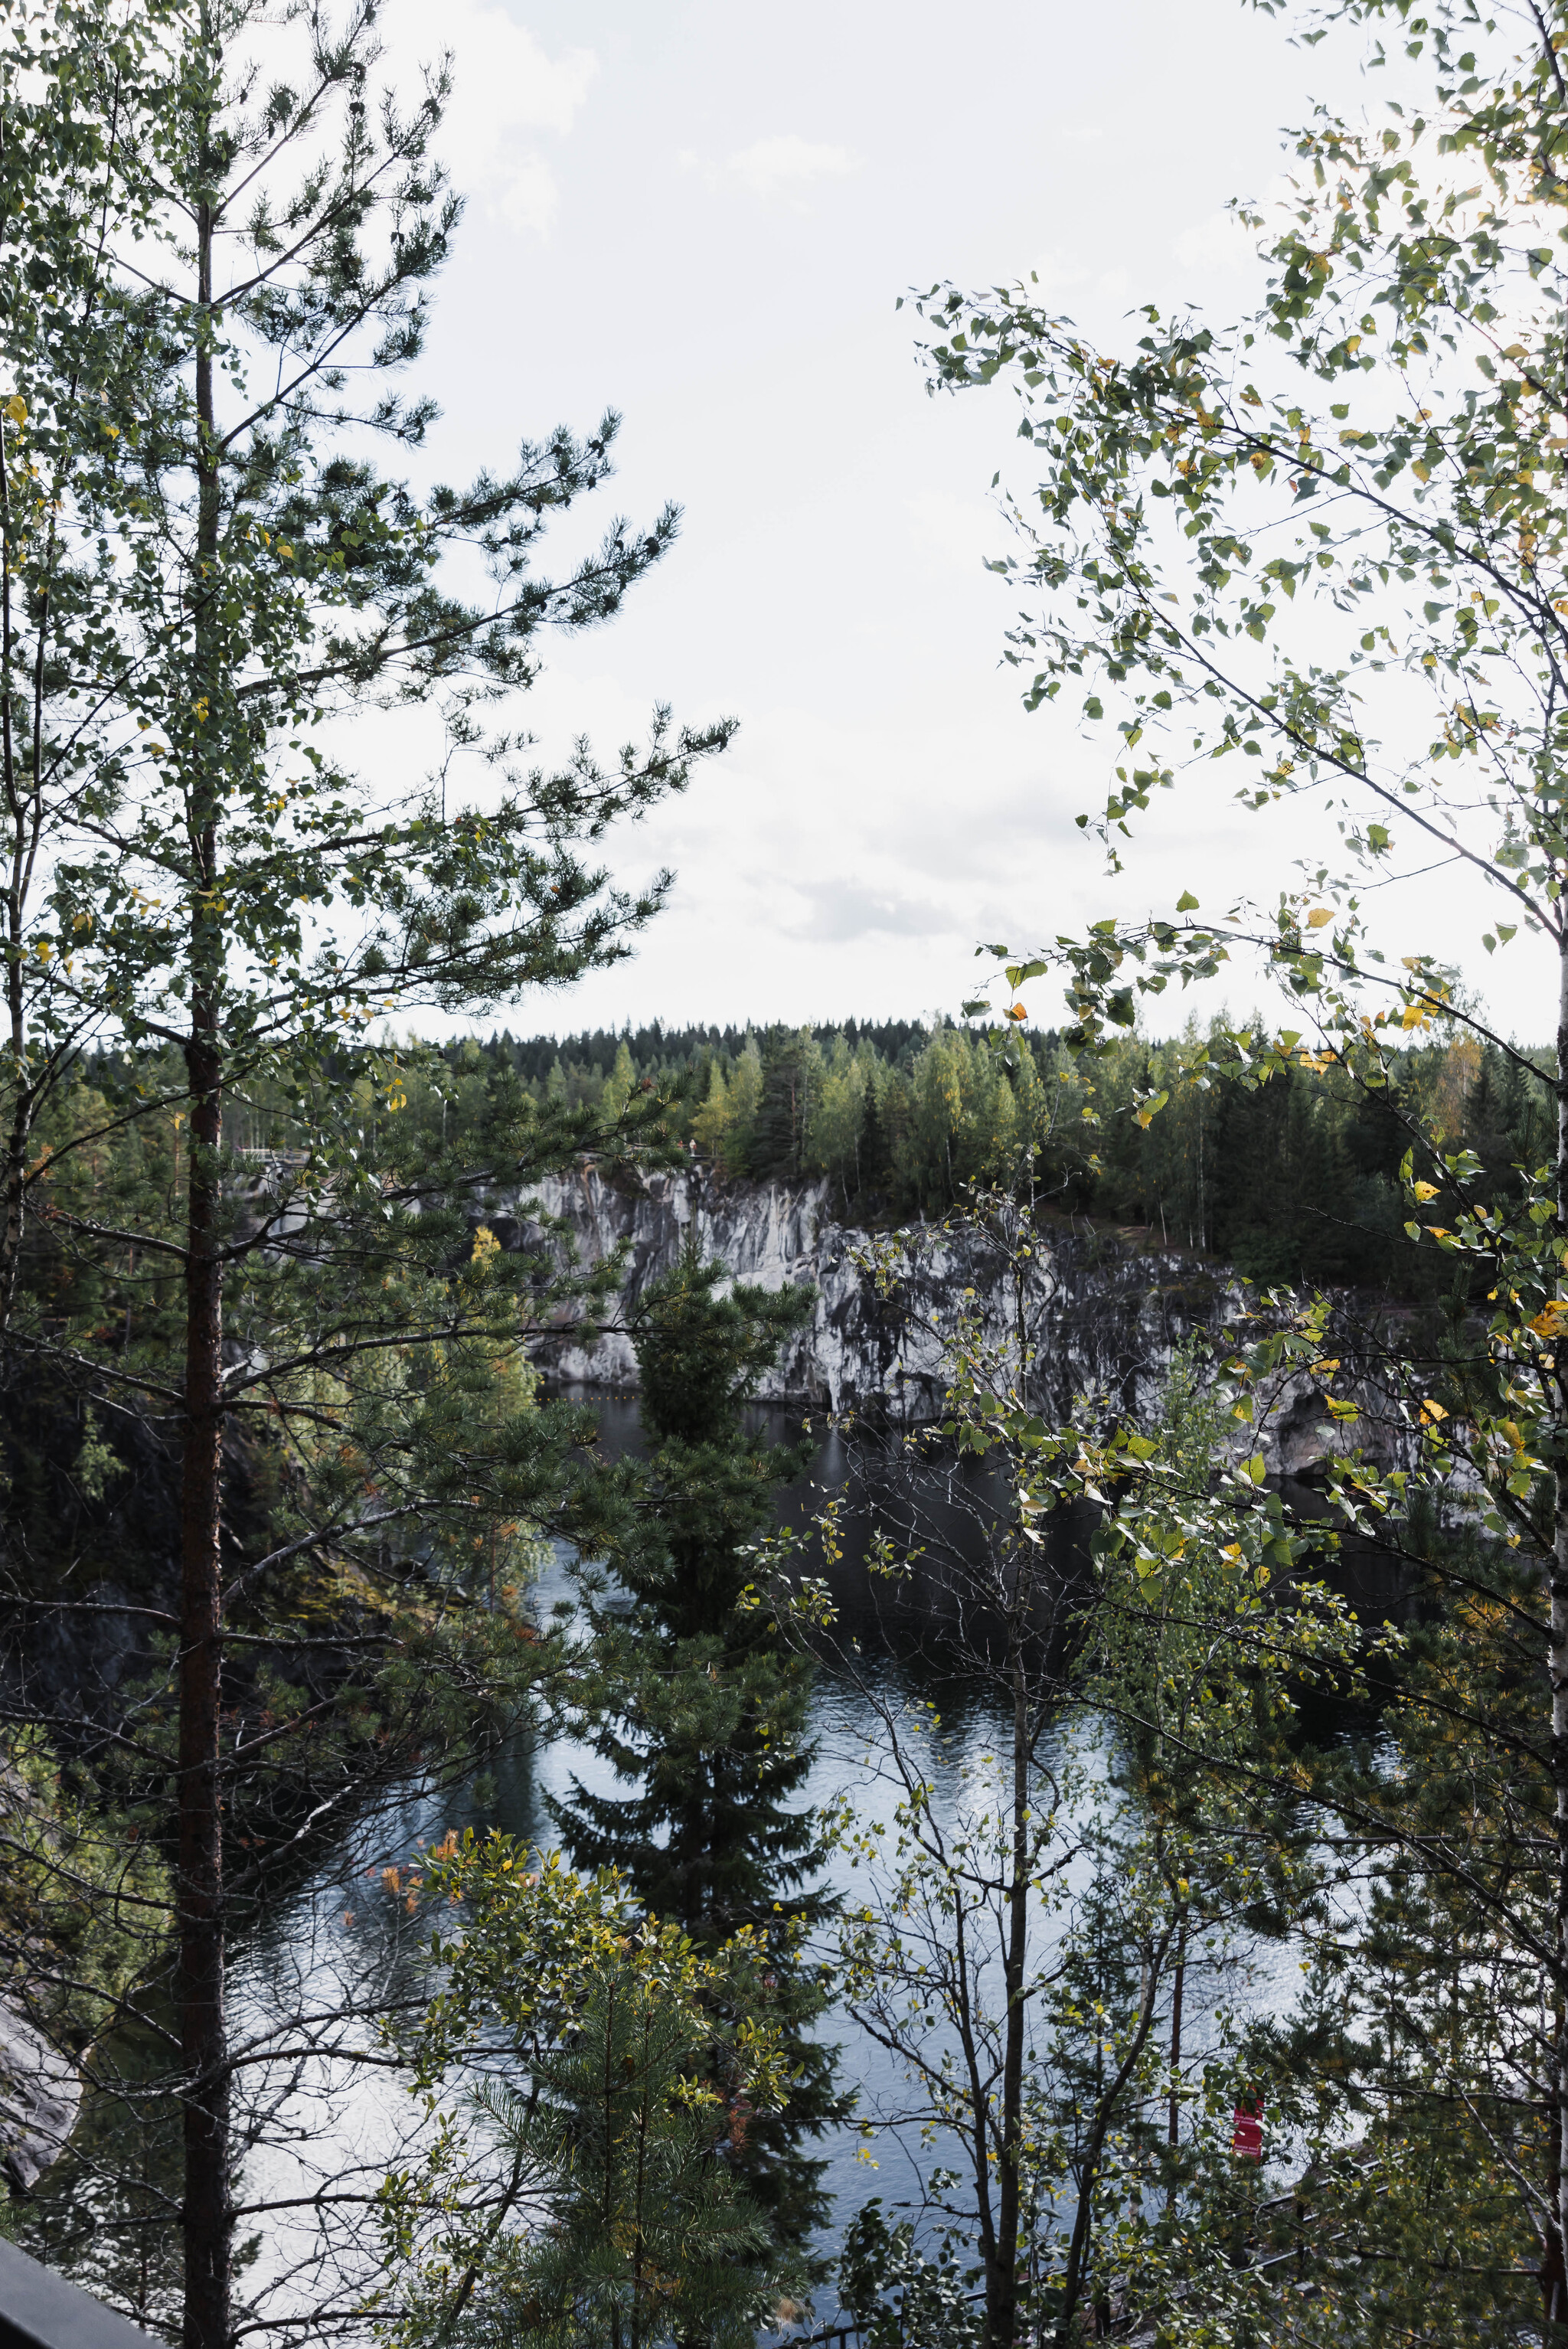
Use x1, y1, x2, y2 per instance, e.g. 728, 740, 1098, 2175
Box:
1230, 2092, 1264, 2158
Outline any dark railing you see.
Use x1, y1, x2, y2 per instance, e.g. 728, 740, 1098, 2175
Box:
0, 2239, 159, 2349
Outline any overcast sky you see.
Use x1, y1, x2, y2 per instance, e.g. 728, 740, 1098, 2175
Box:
363, 0, 1550, 1043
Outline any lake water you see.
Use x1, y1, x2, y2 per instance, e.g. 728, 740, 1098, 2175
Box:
17, 1397, 1331, 2343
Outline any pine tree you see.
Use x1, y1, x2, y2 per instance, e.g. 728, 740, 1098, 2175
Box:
0, 4, 730, 2338
552, 1246, 841, 2258
373, 1846, 798, 2349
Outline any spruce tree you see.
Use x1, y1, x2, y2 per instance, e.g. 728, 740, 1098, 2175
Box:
752, 1027, 819, 1181
552, 1247, 841, 2258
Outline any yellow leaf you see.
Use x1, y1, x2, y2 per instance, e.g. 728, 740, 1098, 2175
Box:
1305, 907, 1334, 928
1418, 1398, 1448, 1425
3, 394, 24, 426
1530, 1300, 1568, 1337
1411, 1181, 1439, 1202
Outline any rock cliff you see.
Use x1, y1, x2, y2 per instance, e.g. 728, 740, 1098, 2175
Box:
0, 2001, 79, 2194
501, 1165, 1408, 1478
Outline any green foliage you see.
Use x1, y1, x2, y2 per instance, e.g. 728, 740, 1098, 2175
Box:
438, 1016, 1552, 1296
374, 1839, 791, 2349
0, 4, 733, 2331
838, 2201, 981, 2349
902, 0, 1568, 2318
551, 1247, 838, 2258
782, 1203, 1375, 2347
0, 1728, 170, 2047
554, 1246, 822, 1932
462, 1978, 775, 2349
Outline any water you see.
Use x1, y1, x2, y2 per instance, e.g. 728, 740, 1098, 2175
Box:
17, 1398, 1348, 2341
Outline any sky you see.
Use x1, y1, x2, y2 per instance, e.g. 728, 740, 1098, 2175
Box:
358, 0, 1553, 1043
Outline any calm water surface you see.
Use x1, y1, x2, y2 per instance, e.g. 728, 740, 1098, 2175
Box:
20, 1397, 1344, 2339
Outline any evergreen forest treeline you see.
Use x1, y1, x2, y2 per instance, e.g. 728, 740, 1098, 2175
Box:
417, 1018, 1554, 1295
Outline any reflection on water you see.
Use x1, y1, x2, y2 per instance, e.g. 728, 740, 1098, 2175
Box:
16, 1397, 1370, 2341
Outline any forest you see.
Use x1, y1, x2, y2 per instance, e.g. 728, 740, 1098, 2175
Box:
3, 0, 1568, 2345
436, 1014, 1555, 1291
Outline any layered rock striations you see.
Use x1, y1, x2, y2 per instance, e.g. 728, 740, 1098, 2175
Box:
501, 1164, 1410, 1479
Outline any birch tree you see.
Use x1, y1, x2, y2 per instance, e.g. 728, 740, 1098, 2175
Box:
916, 0, 1568, 2311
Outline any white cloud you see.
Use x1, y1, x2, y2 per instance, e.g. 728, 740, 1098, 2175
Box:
725, 134, 861, 206
1172, 205, 1256, 274
383, 0, 597, 239
781, 878, 956, 945
491, 152, 562, 240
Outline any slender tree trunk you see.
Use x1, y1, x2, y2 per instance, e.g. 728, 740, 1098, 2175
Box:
952, 1888, 998, 2299
1167, 1916, 1186, 2150
988, 1646, 1031, 2349
0, 162, 34, 1344
1554, 926, 1568, 2338
178, 106, 230, 2348
179, 1020, 227, 2349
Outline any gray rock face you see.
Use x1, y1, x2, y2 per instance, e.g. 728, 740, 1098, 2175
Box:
505, 1166, 1410, 1478
0, 1998, 79, 2194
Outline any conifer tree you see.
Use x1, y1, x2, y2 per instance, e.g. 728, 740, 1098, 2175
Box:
552, 1246, 840, 2257
372, 1841, 797, 2349
0, 2, 730, 2341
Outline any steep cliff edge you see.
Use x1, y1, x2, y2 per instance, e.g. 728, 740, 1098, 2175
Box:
504, 1165, 1406, 1478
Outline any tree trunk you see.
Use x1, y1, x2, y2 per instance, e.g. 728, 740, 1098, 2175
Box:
1167, 1917, 1186, 2151
1556, 926, 1568, 2338
178, 1021, 228, 2349
988, 1650, 1030, 2349
1054, 1935, 1170, 2349
178, 101, 230, 2346
0, 222, 34, 1344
